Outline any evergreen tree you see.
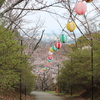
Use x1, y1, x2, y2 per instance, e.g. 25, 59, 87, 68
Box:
57, 33, 100, 98
0, 25, 35, 94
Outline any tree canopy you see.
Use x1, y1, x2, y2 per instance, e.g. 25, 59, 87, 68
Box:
0, 25, 35, 94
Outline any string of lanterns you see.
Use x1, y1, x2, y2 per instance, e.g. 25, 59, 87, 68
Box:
35, 0, 93, 76
36, 35, 68, 76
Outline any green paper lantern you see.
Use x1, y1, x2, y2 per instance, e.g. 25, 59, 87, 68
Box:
45, 67, 49, 69
48, 59, 52, 62
60, 34, 68, 43
52, 46, 58, 51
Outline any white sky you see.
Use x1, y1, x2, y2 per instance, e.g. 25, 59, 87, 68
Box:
22, 0, 100, 42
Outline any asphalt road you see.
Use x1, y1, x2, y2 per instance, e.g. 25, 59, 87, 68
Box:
31, 91, 64, 100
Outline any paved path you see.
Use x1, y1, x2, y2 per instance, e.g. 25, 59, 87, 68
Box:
31, 91, 64, 100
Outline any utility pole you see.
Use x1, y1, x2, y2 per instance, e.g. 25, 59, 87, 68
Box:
20, 39, 22, 100
91, 37, 94, 100
58, 64, 59, 95
70, 57, 72, 96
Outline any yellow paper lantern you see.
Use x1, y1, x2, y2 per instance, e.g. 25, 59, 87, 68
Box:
43, 68, 47, 71
66, 22, 76, 32
49, 47, 54, 52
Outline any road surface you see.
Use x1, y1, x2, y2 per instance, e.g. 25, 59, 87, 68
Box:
31, 91, 64, 100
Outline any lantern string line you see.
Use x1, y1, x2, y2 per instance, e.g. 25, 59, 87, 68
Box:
35, 24, 70, 76
52, 32, 59, 41
35, 35, 64, 76
67, 7, 73, 24
35, 1, 73, 76
35, 0, 94, 76
59, 26, 66, 36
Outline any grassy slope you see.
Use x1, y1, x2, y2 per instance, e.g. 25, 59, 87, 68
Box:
0, 91, 35, 100
45, 90, 100, 100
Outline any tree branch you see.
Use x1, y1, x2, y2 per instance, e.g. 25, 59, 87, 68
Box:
0, 0, 24, 17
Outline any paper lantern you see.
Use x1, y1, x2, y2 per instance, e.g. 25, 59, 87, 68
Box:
46, 64, 49, 67
43, 68, 47, 71
55, 42, 62, 49
40, 69, 43, 71
46, 62, 51, 67
48, 51, 53, 55
75, 1, 87, 15
44, 67, 49, 69
66, 22, 76, 32
38, 72, 40, 74
39, 70, 43, 73
48, 55, 53, 60
48, 59, 52, 62
41, 68, 44, 71
60, 34, 68, 43
82, 0, 93, 2
36, 74, 39, 76
52, 46, 58, 51
49, 47, 54, 52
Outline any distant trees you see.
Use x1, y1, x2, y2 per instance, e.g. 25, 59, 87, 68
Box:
35, 69, 56, 91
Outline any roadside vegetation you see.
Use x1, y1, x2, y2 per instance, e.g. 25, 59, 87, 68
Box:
0, 25, 35, 99
57, 32, 100, 100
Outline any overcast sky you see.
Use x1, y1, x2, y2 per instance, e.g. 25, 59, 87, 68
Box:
22, 0, 100, 42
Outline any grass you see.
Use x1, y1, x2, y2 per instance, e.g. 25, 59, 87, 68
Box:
66, 94, 79, 97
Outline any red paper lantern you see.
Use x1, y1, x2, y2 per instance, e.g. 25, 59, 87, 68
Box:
48, 55, 52, 60
75, 1, 87, 15
46, 62, 51, 67
55, 42, 62, 49
36, 74, 39, 76
46, 64, 50, 67
82, 0, 93, 2
39, 70, 43, 73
